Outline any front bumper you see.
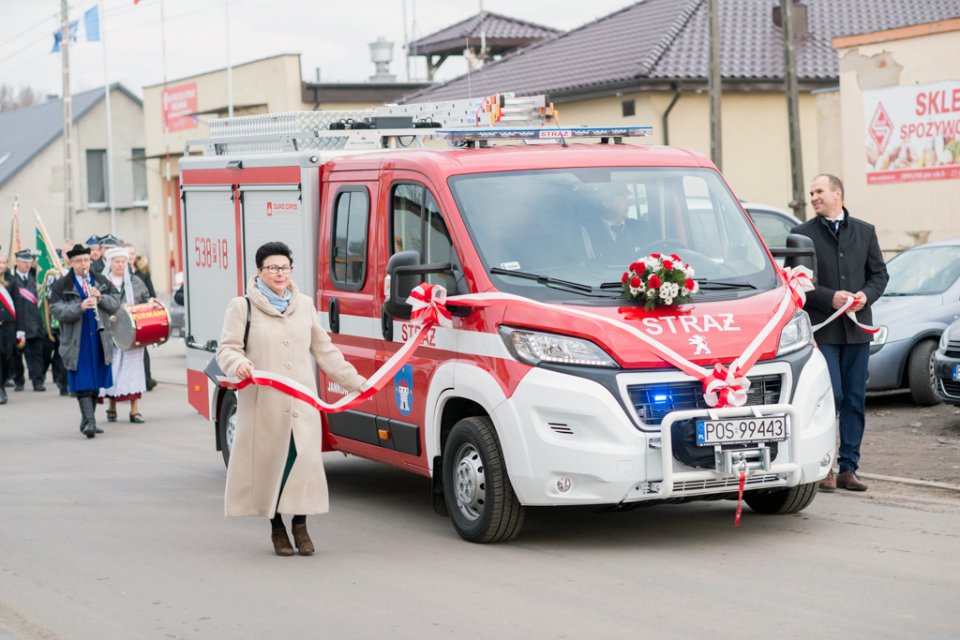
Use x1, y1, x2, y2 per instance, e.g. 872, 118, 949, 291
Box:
493, 349, 837, 506
933, 351, 960, 404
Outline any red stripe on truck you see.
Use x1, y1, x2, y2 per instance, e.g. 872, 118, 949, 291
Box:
181, 166, 300, 185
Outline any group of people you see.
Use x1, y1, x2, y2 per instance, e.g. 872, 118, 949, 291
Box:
1, 234, 159, 435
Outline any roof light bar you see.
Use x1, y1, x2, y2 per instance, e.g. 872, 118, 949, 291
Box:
437, 125, 653, 143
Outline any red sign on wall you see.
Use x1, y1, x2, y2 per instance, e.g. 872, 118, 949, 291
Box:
162, 82, 198, 133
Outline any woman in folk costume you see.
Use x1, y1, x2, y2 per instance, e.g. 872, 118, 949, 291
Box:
99, 247, 150, 423
48, 244, 121, 438
0, 252, 18, 405
215, 242, 366, 556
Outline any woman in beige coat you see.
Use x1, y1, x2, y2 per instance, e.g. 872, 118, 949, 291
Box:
216, 242, 365, 556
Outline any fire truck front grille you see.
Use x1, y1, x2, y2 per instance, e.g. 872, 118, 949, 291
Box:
627, 375, 783, 425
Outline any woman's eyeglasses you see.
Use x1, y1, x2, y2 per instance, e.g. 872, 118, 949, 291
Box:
260, 265, 292, 274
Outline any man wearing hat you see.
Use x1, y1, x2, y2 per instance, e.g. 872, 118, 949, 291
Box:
89, 234, 120, 275
49, 244, 121, 438
10, 249, 47, 392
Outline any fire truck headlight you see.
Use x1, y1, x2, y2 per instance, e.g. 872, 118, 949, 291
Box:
777, 311, 812, 356
499, 326, 619, 368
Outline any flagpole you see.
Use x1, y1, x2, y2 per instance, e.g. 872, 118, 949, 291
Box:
99, 0, 116, 236
226, 0, 233, 118
60, 0, 75, 241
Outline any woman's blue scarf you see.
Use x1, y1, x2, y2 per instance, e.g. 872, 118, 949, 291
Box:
256, 278, 292, 313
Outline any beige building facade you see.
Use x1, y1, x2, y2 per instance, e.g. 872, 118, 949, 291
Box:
0, 86, 147, 255
834, 18, 960, 253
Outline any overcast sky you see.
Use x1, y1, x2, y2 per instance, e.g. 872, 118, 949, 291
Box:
0, 0, 636, 98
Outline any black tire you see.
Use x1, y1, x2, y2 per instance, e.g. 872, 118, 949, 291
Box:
744, 481, 818, 514
442, 416, 525, 543
907, 339, 940, 406
218, 391, 238, 468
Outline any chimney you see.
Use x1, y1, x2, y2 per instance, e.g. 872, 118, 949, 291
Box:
369, 36, 397, 83
773, 1, 808, 39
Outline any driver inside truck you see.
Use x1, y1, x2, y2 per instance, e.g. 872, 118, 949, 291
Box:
581, 182, 649, 263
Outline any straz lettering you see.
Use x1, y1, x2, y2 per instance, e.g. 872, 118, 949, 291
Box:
193, 236, 229, 270
400, 323, 435, 347
641, 314, 741, 336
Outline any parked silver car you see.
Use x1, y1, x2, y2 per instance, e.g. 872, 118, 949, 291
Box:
742, 201, 802, 250
867, 239, 960, 405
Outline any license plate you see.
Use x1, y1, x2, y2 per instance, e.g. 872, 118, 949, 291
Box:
953, 365, 960, 382
696, 416, 789, 446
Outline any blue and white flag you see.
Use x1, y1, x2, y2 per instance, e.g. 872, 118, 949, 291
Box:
83, 5, 100, 42
51, 20, 79, 53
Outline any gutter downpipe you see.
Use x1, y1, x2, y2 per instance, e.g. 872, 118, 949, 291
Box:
662, 83, 682, 146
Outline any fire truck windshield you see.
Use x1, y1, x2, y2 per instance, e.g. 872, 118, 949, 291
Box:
449, 167, 779, 301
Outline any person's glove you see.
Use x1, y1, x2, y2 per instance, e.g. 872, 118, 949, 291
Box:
16, 331, 26, 349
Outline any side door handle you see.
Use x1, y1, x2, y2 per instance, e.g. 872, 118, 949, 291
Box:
381, 305, 393, 341
328, 297, 340, 334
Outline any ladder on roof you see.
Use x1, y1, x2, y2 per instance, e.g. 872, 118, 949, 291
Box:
190, 94, 651, 156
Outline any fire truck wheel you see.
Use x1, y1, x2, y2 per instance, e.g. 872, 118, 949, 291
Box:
442, 416, 525, 543
744, 481, 818, 514
907, 339, 940, 406
218, 391, 238, 468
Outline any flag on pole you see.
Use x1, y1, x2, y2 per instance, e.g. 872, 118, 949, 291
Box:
35, 227, 57, 278
51, 20, 79, 53
7, 205, 22, 261
84, 5, 101, 42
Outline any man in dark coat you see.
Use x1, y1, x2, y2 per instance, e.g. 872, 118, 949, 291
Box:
791, 174, 889, 492
49, 244, 121, 438
583, 183, 649, 263
0, 250, 17, 404
10, 249, 46, 391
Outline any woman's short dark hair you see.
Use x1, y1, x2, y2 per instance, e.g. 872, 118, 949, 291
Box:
255, 241, 293, 268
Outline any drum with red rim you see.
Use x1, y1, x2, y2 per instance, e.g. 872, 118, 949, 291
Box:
111, 300, 171, 350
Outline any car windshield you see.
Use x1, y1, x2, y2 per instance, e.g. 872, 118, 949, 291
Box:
448, 167, 778, 301
885, 245, 960, 295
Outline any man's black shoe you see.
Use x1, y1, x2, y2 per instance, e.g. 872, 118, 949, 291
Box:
4, 380, 13, 388
0, 388, 7, 404
14, 384, 24, 392
33, 384, 46, 392
146, 379, 158, 391
59, 387, 69, 396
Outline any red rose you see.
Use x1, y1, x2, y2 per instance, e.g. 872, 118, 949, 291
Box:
650, 253, 662, 259
671, 254, 682, 262
662, 259, 674, 271
629, 261, 640, 273
636, 262, 646, 276
630, 276, 641, 288
648, 275, 662, 289
685, 277, 695, 290
622, 271, 629, 283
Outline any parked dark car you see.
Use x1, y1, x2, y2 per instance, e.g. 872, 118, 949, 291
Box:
933, 318, 960, 406
867, 240, 960, 405
743, 202, 801, 250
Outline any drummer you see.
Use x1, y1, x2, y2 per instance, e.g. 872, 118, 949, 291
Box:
98, 247, 151, 423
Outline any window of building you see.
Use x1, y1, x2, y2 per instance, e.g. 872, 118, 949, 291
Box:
86, 149, 107, 206
330, 187, 369, 289
622, 99, 636, 117
131, 148, 147, 204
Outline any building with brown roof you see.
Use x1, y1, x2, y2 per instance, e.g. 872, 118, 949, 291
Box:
404, 0, 960, 230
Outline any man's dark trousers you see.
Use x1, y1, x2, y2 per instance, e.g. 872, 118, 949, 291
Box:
819, 343, 870, 474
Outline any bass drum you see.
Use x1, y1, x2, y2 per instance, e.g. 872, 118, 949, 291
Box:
111, 300, 171, 350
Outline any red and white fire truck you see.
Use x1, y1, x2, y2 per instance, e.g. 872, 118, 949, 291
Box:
180, 95, 835, 542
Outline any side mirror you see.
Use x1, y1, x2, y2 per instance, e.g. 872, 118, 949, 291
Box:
771, 234, 817, 281
383, 250, 453, 319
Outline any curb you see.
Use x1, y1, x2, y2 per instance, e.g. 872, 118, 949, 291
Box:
858, 472, 960, 493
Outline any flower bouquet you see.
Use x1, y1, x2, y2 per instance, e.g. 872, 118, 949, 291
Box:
621, 253, 699, 310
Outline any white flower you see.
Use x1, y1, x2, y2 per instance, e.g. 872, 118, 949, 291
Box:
684, 264, 696, 278
629, 284, 644, 296
647, 289, 657, 299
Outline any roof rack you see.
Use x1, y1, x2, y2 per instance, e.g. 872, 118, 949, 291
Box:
187, 94, 652, 155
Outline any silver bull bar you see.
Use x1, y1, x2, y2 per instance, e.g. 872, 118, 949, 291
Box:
652, 403, 802, 499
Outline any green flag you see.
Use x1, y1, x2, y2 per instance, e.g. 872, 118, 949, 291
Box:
35, 227, 57, 281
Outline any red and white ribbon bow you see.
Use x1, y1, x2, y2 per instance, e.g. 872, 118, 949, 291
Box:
781, 266, 814, 307
408, 282, 453, 328
703, 363, 751, 408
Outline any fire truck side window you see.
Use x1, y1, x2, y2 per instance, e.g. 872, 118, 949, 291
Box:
331, 187, 370, 289
392, 183, 457, 288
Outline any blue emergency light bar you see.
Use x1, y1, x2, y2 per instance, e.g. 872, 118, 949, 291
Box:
437, 125, 654, 143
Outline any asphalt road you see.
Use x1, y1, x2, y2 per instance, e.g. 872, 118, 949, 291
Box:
1, 344, 959, 640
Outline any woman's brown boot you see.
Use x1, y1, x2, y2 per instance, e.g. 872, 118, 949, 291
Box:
271, 527, 295, 556
291, 522, 315, 555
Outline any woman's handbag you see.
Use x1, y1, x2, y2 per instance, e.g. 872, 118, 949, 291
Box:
203, 297, 251, 383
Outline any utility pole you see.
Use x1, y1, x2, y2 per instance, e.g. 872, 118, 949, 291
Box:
60, 0, 75, 240
782, 0, 806, 220
708, 0, 722, 170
